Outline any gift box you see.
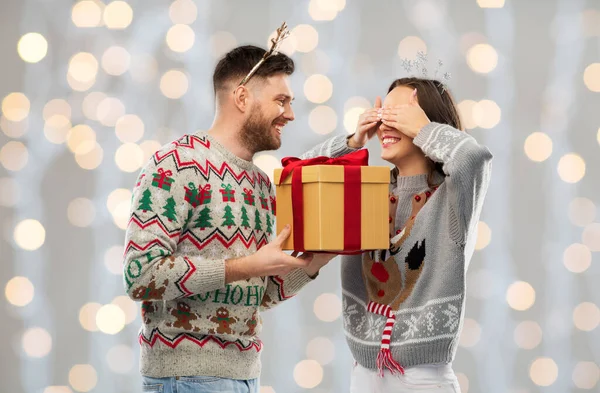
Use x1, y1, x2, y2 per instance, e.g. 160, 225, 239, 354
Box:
274, 150, 390, 252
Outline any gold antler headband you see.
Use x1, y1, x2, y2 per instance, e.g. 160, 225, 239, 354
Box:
238, 21, 291, 86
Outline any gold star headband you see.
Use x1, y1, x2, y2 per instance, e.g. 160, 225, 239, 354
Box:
237, 22, 291, 87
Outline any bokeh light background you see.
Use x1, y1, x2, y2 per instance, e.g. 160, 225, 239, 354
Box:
1, 0, 599, 392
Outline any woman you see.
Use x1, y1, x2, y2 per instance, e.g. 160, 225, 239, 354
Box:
305, 77, 492, 392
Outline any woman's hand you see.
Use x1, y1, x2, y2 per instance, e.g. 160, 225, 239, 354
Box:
380, 89, 430, 139
348, 97, 382, 148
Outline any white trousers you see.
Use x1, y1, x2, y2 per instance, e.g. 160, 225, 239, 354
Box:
350, 363, 461, 393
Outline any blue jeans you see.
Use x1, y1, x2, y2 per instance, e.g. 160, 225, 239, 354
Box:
142, 375, 259, 393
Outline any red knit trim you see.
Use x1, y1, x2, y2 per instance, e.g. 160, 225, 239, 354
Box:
153, 150, 271, 189
139, 329, 262, 352
179, 230, 269, 251
128, 215, 180, 239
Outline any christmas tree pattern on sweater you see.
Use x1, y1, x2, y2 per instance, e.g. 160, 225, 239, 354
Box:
122, 132, 321, 369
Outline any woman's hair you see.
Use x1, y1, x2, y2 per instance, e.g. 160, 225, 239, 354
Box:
387, 77, 463, 187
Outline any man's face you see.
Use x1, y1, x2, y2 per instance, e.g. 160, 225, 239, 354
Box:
240, 74, 295, 154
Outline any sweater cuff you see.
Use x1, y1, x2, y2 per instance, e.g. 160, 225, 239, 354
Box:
413, 122, 472, 163
279, 268, 314, 297
187, 258, 226, 294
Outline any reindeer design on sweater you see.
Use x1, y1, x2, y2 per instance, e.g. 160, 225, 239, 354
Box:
362, 189, 432, 310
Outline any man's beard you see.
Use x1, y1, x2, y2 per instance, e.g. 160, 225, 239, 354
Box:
240, 106, 282, 154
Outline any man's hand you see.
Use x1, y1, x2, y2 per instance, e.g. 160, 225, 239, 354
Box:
225, 225, 311, 282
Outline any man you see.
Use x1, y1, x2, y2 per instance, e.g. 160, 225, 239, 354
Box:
123, 43, 355, 392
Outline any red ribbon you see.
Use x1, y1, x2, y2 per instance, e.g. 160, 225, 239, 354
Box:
278, 149, 369, 251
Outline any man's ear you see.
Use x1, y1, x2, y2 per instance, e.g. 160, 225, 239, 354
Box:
232, 85, 250, 113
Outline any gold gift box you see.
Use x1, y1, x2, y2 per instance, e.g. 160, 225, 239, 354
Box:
274, 165, 390, 251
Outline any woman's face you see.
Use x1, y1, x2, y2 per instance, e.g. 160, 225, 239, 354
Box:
376, 85, 425, 165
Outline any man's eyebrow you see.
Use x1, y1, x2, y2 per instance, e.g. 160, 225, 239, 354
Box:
276, 94, 294, 101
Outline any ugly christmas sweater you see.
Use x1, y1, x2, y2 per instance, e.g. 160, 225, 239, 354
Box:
310, 123, 492, 373
123, 131, 354, 380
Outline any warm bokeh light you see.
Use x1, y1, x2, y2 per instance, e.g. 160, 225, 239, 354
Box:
1, 116, 28, 138
304, 74, 333, 104
0, 141, 28, 171
140, 140, 162, 162
557, 153, 585, 183
44, 99, 72, 121
82, 92, 107, 121
14, 219, 45, 251
457, 100, 478, 130
79, 302, 101, 332
524, 132, 553, 162
343, 107, 366, 134
573, 361, 600, 390
293, 359, 323, 388
97, 97, 125, 127
397, 36, 427, 60
75, 141, 104, 170
309, 106, 337, 135
2, 92, 30, 122
101, 46, 131, 76
308, 0, 339, 22
313, 293, 342, 322
44, 387, 73, 393
563, 243, 592, 273
514, 321, 543, 349
67, 124, 96, 153
68, 52, 98, 84
530, 357, 558, 387
115, 143, 144, 173
583, 63, 600, 92
573, 302, 600, 331
17, 33, 48, 63
458, 318, 481, 348
112, 295, 137, 325
477, 0, 505, 7
96, 304, 126, 334
582, 223, 600, 252
22, 327, 52, 358
506, 281, 535, 311
292, 24, 319, 53
104, 245, 125, 275
44, 115, 73, 144
456, 373, 469, 393
475, 221, 491, 250
467, 44, 498, 74
72, 1, 103, 28
169, 0, 198, 25
69, 364, 98, 392
166, 24, 195, 53
5, 276, 34, 307
115, 114, 145, 143
103, 1, 133, 30
472, 99, 501, 129
160, 70, 188, 99
107, 188, 132, 230
67, 198, 96, 228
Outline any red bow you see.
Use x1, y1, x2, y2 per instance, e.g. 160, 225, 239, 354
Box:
278, 149, 369, 185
